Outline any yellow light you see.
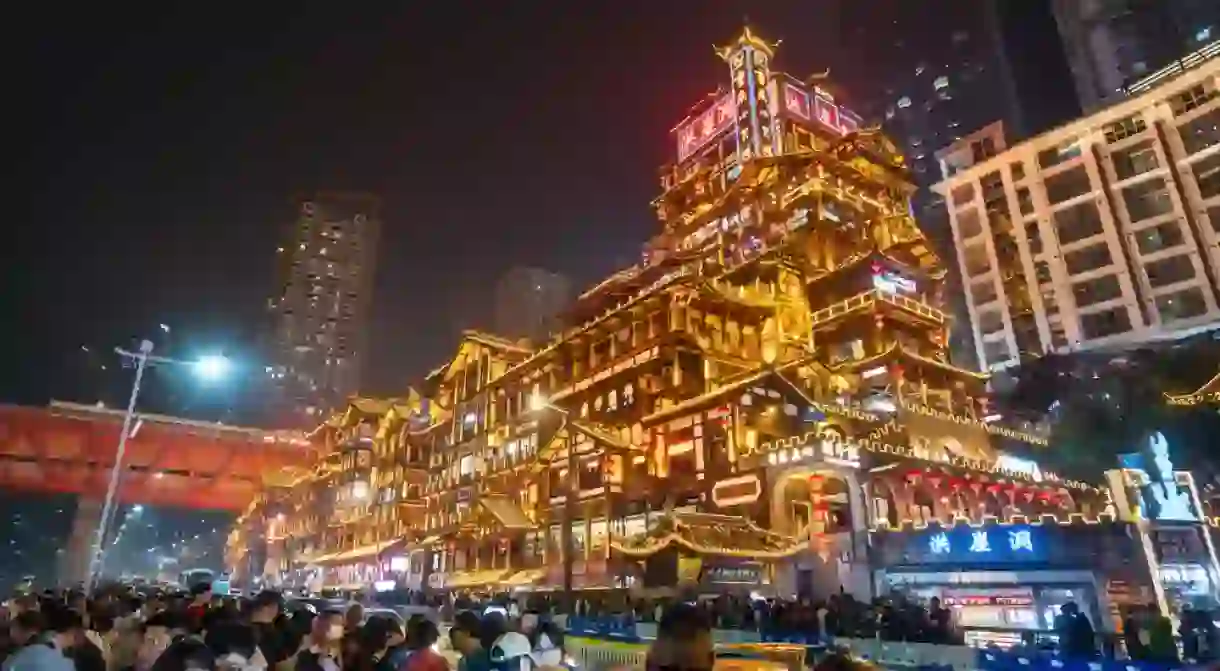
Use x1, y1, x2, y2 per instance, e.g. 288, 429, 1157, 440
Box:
529, 393, 547, 412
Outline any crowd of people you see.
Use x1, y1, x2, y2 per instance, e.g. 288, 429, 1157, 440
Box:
0, 584, 451, 671
6, 582, 1216, 671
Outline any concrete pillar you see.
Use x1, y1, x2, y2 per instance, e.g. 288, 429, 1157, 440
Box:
60, 497, 104, 588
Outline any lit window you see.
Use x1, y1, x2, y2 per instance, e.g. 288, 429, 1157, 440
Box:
933, 76, 949, 90
897, 96, 912, 109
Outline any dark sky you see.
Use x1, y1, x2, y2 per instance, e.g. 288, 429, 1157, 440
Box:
7, 2, 898, 413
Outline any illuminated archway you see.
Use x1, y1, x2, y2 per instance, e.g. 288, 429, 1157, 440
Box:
770, 467, 853, 537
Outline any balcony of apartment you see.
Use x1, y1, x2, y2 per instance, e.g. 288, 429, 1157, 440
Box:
1141, 252, 1218, 328
1186, 149, 1220, 215
968, 276, 1001, 312
960, 240, 994, 282
1171, 82, 1220, 160
1036, 137, 1086, 181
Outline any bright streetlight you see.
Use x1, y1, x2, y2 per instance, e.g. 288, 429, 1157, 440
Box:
194, 354, 231, 382
87, 339, 235, 592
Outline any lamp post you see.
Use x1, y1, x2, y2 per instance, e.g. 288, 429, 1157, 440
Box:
87, 340, 231, 592
530, 393, 577, 614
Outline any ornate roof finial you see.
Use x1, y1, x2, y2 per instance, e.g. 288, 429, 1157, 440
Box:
716, 23, 781, 61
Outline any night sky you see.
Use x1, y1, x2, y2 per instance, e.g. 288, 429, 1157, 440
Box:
8, 2, 904, 413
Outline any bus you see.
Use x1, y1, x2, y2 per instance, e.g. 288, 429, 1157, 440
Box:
180, 568, 230, 596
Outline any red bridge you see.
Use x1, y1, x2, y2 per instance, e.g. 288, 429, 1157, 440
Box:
0, 401, 315, 584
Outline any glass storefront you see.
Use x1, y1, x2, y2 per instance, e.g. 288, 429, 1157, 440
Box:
888, 575, 1100, 649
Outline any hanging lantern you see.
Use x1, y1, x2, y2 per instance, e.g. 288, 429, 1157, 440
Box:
890, 364, 905, 381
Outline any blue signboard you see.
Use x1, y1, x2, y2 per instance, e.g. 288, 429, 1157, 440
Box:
896, 524, 1049, 566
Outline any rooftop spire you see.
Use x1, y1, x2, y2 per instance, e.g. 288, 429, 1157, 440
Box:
716, 24, 781, 62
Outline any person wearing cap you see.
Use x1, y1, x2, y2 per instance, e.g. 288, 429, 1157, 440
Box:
486, 632, 539, 671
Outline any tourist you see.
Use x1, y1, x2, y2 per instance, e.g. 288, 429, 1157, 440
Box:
645, 604, 713, 671
402, 618, 447, 671
448, 612, 490, 671
4, 610, 74, 671
292, 609, 343, 671
243, 592, 286, 668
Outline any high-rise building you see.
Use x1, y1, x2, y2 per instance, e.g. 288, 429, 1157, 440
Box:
492, 266, 571, 342
935, 61, 1220, 372
848, 1, 1076, 233
1052, 0, 1220, 111
266, 193, 381, 427
843, 0, 1080, 369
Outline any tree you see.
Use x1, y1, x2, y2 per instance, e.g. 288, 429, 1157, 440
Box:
997, 332, 1220, 479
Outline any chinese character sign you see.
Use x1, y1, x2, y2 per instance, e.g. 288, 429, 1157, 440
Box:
784, 84, 810, 120
779, 81, 861, 136
905, 525, 1045, 565
1009, 529, 1034, 552
675, 95, 736, 162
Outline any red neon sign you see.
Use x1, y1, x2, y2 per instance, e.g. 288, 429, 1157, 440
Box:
675, 95, 736, 162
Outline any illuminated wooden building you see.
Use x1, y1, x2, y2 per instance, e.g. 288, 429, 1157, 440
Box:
241, 28, 1125, 597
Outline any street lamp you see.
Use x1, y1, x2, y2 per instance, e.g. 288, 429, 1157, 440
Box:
87, 339, 232, 592
194, 355, 231, 382
529, 392, 578, 614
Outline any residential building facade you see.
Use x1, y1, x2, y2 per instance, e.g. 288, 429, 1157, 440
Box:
935, 61, 1220, 372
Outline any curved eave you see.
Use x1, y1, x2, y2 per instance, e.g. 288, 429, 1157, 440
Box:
610, 534, 804, 559
1165, 370, 1220, 405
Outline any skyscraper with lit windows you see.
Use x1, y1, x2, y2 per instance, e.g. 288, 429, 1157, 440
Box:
266, 193, 380, 428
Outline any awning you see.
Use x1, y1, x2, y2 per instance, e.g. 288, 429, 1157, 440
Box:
322, 582, 368, 592
409, 535, 442, 551
500, 568, 546, 588
478, 496, 535, 530
445, 569, 510, 589
316, 539, 399, 565
300, 550, 339, 565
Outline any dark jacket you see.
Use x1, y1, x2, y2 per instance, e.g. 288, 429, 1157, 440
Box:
66, 640, 106, 671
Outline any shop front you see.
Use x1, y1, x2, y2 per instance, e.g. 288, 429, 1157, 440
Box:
872, 521, 1148, 648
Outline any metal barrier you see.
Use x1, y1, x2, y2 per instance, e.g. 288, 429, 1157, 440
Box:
561, 618, 1186, 671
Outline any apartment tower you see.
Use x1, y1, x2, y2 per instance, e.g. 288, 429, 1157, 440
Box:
266, 193, 381, 427
935, 62, 1220, 372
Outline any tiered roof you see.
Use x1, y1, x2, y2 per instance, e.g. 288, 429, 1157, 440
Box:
611, 512, 803, 559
